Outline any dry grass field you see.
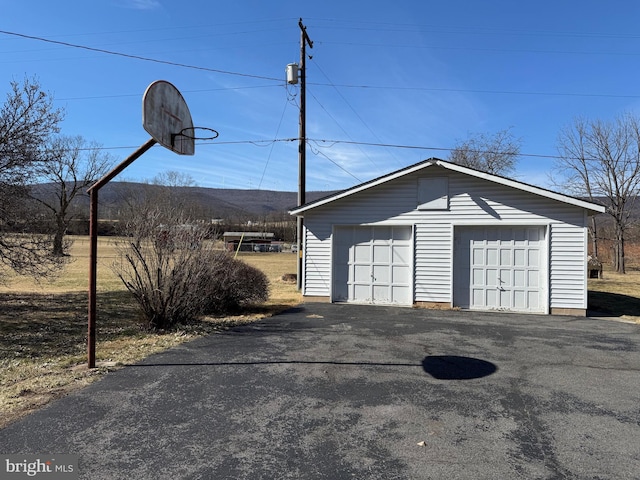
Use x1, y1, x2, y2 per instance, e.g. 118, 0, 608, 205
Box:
588, 269, 640, 324
586, 241, 640, 323
0, 236, 301, 429
1, 235, 638, 429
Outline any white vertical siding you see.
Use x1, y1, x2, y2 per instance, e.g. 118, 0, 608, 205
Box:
549, 222, 588, 309
414, 223, 451, 302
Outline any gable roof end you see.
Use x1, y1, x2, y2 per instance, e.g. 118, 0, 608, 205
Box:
289, 158, 606, 215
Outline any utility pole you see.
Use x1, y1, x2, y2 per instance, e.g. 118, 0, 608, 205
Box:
297, 18, 313, 291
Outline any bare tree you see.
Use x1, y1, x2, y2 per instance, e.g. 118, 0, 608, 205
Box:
31, 135, 114, 255
554, 114, 640, 273
151, 170, 196, 189
115, 170, 198, 232
0, 76, 65, 277
449, 128, 521, 176
150, 170, 199, 215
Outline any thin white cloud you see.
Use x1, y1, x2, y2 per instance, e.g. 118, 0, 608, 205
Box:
115, 0, 161, 10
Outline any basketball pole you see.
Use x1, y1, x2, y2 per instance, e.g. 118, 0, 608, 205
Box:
86, 138, 157, 368
297, 19, 313, 291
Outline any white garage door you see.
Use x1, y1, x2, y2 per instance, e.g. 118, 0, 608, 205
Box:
333, 226, 412, 305
454, 226, 545, 313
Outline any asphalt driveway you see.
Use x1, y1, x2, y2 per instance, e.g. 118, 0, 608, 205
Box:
1, 304, 639, 479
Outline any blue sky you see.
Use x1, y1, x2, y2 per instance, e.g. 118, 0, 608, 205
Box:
3, 0, 640, 192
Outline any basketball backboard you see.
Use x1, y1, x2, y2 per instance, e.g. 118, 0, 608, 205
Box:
143, 80, 195, 156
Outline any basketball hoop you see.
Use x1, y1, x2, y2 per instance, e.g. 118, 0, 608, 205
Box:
87, 80, 220, 369
171, 126, 219, 147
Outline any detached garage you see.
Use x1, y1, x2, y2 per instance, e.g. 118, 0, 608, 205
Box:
290, 159, 605, 316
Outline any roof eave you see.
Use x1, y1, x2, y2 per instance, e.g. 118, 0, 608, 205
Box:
289, 158, 607, 216
430, 160, 607, 214
289, 159, 438, 215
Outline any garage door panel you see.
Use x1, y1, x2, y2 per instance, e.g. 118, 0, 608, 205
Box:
354, 244, 370, 262
393, 245, 411, 263
373, 285, 389, 302
500, 249, 511, 266
472, 268, 484, 286
472, 288, 481, 306
528, 227, 541, 241
485, 289, 497, 307
500, 289, 511, 307
486, 268, 498, 287
392, 264, 409, 279
486, 249, 498, 266
354, 284, 370, 300
334, 226, 412, 305
528, 291, 540, 309
373, 244, 390, 262
392, 285, 411, 304
354, 265, 370, 282
514, 290, 526, 308
373, 264, 390, 282
455, 226, 545, 313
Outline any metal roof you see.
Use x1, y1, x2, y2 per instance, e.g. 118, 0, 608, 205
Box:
222, 232, 274, 238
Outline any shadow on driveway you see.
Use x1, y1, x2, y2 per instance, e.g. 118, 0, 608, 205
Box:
422, 355, 497, 380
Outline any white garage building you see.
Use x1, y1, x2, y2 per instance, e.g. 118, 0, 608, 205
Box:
289, 159, 605, 316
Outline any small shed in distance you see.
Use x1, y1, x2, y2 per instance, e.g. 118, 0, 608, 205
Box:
223, 232, 277, 252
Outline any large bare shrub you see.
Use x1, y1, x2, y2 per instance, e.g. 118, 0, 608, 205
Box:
200, 252, 269, 314
113, 207, 268, 330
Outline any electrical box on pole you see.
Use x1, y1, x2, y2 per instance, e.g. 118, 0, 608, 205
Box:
286, 63, 299, 84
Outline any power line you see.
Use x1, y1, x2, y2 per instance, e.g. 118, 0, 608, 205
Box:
0, 29, 282, 81
57, 84, 282, 101
56, 81, 640, 103
13, 28, 640, 101
304, 138, 607, 164
319, 40, 640, 58
4, 29, 635, 100
82, 136, 604, 165
308, 142, 363, 183
309, 83, 640, 100
310, 58, 402, 168
257, 95, 290, 190
3, 18, 297, 42
306, 18, 640, 40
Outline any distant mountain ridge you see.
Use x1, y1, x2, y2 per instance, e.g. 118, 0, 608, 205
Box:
32, 181, 338, 219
